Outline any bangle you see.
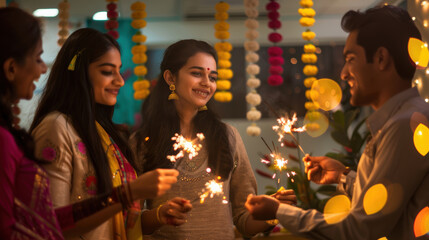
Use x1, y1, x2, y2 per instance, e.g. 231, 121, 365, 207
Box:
343, 166, 351, 176
265, 219, 279, 226
156, 204, 164, 225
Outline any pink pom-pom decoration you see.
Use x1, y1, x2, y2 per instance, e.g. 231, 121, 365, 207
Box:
245, 30, 259, 40
245, 8, 259, 18
268, 46, 283, 56
269, 66, 284, 75
268, 19, 281, 29
269, 56, 284, 66
268, 75, 283, 86
245, 19, 259, 29
107, 10, 118, 19
268, 32, 282, 43
107, 3, 117, 11
105, 20, 119, 30
266, 1, 280, 11
268, 11, 279, 19
107, 30, 119, 39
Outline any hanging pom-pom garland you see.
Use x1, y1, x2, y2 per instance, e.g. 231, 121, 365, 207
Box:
130, 1, 150, 100
266, 0, 284, 86
244, 0, 262, 136
57, 0, 70, 46
214, 1, 233, 102
299, 0, 321, 132
106, 0, 119, 39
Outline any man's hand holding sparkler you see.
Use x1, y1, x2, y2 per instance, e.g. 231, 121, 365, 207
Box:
245, 194, 280, 221
303, 154, 347, 184
271, 188, 297, 205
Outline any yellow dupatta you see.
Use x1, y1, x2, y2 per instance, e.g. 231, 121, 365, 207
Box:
96, 122, 142, 240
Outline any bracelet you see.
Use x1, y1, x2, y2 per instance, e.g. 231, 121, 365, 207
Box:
265, 219, 279, 226
156, 204, 164, 225
343, 166, 351, 176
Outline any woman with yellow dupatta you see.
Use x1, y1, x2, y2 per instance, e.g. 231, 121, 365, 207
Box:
31, 28, 187, 240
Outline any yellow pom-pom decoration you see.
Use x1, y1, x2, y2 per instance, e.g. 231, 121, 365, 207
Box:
302, 30, 316, 41
133, 79, 150, 91
299, 17, 315, 27
134, 65, 148, 76
134, 89, 150, 100
306, 111, 321, 121
131, 45, 147, 54
215, 12, 229, 21
132, 34, 147, 43
214, 21, 230, 31
216, 80, 231, 90
218, 69, 233, 80
298, 8, 316, 17
215, 1, 230, 12
215, 31, 230, 40
302, 53, 318, 64
214, 91, 233, 102
304, 43, 316, 53
131, 19, 147, 29
217, 51, 231, 60
305, 101, 319, 110
300, 0, 314, 8
303, 65, 318, 76
132, 54, 148, 64
218, 60, 232, 68
304, 77, 317, 88
305, 122, 320, 131
214, 42, 233, 52
131, 1, 146, 11
131, 11, 147, 19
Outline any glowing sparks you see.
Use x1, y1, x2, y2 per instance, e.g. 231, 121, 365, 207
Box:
273, 113, 306, 144
199, 178, 226, 204
272, 153, 288, 171
167, 133, 205, 164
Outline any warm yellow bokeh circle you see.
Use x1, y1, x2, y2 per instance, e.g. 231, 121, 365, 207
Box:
408, 37, 429, 68
311, 78, 342, 111
413, 123, 429, 156
363, 184, 388, 215
323, 195, 351, 224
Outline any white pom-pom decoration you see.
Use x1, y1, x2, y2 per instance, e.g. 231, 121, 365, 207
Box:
245, 29, 259, 40
244, 0, 259, 8
245, 52, 259, 63
247, 124, 261, 136
246, 64, 260, 75
247, 108, 261, 121
245, 8, 259, 18
245, 19, 259, 29
246, 92, 262, 106
247, 78, 261, 88
244, 41, 260, 51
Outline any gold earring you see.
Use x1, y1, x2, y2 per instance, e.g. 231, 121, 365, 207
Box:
168, 84, 179, 100
198, 105, 208, 111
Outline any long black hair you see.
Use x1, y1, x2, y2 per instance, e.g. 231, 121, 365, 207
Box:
30, 28, 135, 194
134, 39, 233, 180
0, 7, 42, 159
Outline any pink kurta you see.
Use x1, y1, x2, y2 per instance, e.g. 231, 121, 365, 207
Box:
0, 126, 64, 240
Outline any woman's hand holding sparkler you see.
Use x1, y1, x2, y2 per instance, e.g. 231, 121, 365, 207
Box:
157, 197, 193, 226
303, 154, 347, 184
131, 169, 179, 200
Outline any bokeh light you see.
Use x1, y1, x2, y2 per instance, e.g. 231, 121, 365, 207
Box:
363, 184, 388, 215
323, 195, 351, 224
414, 206, 429, 237
413, 123, 429, 156
378, 237, 388, 240
310, 78, 342, 111
304, 110, 329, 137
408, 37, 429, 68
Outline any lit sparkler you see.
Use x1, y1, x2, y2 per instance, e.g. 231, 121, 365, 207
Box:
191, 171, 228, 204
272, 113, 307, 155
167, 133, 205, 167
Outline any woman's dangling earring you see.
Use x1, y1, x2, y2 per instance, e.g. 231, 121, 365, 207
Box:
168, 84, 179, 100
11, 100, 21, 129
198, 105, 208, 111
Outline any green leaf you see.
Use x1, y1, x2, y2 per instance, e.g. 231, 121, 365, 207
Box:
325, 152, 348, 161
345, 109, 360, 129
331, 110, 345, 131
316, 185, 337, 196
331, 130, 350, 146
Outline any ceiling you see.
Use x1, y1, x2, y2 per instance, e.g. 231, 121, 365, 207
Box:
15, 0, 398, 21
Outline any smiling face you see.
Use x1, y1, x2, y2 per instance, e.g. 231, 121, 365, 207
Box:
165, 52, 217, 112
88, 47, 124, 106
341, 30, 381, 108
10, 39, 47, 100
